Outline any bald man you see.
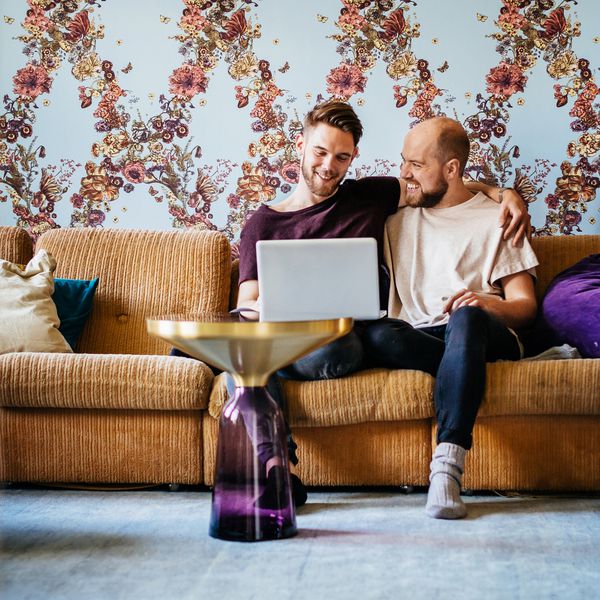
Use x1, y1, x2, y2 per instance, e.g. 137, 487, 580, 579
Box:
363, 117, 539, 519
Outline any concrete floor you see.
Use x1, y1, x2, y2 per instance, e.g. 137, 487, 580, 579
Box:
2, 487, 599, 600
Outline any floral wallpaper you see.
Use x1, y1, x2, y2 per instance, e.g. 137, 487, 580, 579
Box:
0, 0, 599, 251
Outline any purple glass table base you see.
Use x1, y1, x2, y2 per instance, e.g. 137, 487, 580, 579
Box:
209, 386, 297, 542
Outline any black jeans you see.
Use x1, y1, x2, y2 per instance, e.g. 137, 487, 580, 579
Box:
361, 306, 521, 449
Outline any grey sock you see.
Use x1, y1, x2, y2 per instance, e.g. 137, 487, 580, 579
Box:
426, 442, 467, 520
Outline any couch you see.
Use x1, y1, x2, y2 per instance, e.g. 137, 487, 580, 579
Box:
1, 226, 599, 491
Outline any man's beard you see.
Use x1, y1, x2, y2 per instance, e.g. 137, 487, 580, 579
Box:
301, 157, 345, 198
404, 178, 448, 208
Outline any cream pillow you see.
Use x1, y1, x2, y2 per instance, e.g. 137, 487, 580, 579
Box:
0, 249, 72, 354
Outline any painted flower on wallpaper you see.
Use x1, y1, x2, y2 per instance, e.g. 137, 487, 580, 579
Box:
23, 6, 52, 34
326, 63, 367, 100
386, 52, 417, 80
13, 63, 53, 100
122, 162, 147, 184
169, 64, 208, 100
497, 1, 528, 34
339, 6, 367, 34
568, 133, 600, 159
229, 53, 258, 81
485, 61, 527, 98
547, 51, 578, 79
79, 162, 119, 204
236, 163, 277, 204
179, 5, 208, 35
280, 162, 300, 184
72, 52, 102, 80
555, 161, 595, 204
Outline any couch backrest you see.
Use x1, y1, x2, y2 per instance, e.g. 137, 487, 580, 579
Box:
0, 226, 33, 265
36, 228, 231, 355
531, 234, 600, 300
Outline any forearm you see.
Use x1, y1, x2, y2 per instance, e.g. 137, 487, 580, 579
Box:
464, 180, 506, 203
484, 296, 537, 330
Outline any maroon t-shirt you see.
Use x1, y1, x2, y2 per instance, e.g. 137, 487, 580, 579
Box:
239, 176, 400, 283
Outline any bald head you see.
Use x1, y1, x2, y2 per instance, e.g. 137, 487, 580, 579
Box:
411, 117, 470, 176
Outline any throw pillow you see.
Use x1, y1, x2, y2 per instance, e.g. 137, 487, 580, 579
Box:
0, 250, 72, 354
53, 277, 99, 350
530, 254, 600, 358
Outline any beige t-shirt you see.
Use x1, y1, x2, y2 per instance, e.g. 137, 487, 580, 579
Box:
384, 192, 539, 328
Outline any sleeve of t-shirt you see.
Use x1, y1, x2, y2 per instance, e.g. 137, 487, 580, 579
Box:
238, 212, 263, 284
356, 176, 400, 215
490, 237, 539, 286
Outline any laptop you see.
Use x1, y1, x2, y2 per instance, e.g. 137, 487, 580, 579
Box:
256, 237, 382, 322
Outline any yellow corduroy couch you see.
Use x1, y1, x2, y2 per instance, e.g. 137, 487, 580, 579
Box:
0, 226, 231, 485
1, 226, 599, 491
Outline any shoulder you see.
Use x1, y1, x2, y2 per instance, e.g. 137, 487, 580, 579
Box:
342, 176, 400, 209
240, 205, 273, 243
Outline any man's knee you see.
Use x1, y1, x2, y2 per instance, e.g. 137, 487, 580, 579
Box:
447, 306, 488, 331
284, 332, 364, 380
362, 320, 413, 362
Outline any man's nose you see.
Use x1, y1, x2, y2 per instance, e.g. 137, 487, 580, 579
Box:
400, 162, 410, 178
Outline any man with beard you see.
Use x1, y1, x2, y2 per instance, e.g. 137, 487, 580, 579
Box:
235, 102, 532, 509
364, 116, 538, 519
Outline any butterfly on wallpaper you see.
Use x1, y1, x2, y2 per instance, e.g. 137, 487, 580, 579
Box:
476, 13, 488, 22
159, 15, 171, 24
437, 61, 449, 73
121, 62, 133, 74
317, 14, 328, 23
278, 62, 290, 73
3, 15, 15, 24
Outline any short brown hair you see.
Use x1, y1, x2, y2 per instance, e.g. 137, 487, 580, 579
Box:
304, 101, 363, 146
434, 118, 470, 176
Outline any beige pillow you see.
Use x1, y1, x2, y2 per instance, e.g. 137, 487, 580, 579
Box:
0, 249, 72, 354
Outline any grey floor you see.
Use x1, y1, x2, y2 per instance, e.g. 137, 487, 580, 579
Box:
1, 487, 599, 600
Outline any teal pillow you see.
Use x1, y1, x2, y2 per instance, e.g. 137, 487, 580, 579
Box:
52, 278, 99, 350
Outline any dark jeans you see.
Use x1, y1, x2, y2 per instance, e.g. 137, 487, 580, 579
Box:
361, 306, 521, 449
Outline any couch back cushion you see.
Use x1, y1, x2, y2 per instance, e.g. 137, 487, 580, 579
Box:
530, 235, 600, 300
0, 226, 33, 265
36, 228, 231, 355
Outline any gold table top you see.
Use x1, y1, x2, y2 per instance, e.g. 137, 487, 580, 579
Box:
147, 315, 353, 386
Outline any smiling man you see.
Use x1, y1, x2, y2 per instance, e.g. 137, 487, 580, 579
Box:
235, 101, 532, 509
365, 117, 539, 519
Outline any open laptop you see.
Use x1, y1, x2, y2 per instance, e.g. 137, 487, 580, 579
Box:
256, 237, 382, 322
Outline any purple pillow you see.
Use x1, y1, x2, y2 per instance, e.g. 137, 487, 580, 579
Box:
537, 254, 600, 358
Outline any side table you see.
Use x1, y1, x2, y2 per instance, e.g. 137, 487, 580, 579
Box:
147, 315, 352, 541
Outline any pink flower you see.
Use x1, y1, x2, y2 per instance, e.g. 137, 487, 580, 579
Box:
326, 63, 367, 100
498, 1, 527, 30
13, 64, 53, 100
122, 162, 146, 184
280, 162, 300, 184
169, 64, 208, 100
485, 62, 527, 98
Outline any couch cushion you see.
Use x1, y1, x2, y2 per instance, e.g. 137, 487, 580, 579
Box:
0, 353, 213, 410
0, 226, 33, 265
36, 228, 231, 355
209, 369, 435, 427
0, 250, 72, 354
480, 359, 600, 416
53, 277, 99, 350
533, 254, 600, 358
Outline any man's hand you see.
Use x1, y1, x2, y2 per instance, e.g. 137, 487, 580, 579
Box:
498, 188, 532, 247
442, 289, 502, 315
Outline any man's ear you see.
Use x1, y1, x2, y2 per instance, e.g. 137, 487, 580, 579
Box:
445, 158, 461, 181
351, 146, 359, 161
295, 133, 305, 156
